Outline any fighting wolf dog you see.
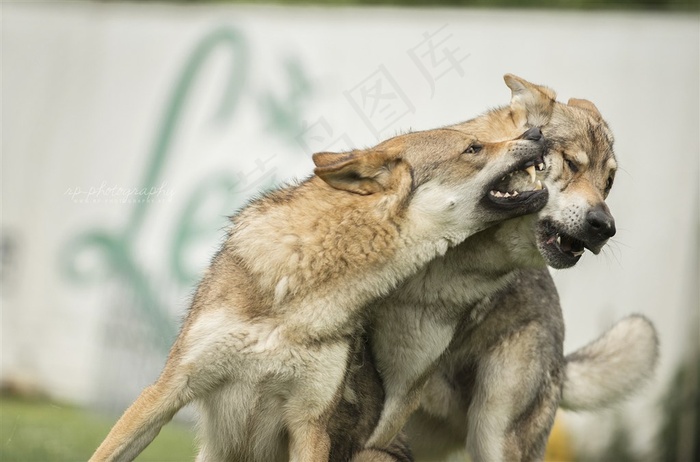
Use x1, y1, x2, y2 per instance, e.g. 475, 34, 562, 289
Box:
363, 75, 658, 462
89, 126, 549, 462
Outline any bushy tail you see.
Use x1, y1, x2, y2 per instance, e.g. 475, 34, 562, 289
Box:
561, 315, 659, 411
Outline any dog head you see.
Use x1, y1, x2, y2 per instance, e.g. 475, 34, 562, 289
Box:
537, 96, 617, 268
450, 74, 617, 269
313, 128, 549, 246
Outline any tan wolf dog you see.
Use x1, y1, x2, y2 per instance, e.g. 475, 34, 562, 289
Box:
89, 125, 550, 462
363, 75, 659, 462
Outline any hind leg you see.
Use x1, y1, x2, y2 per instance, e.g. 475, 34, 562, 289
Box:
466, 322, 562, 462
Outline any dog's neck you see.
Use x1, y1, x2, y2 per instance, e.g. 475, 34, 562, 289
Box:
450, 216, 547, 276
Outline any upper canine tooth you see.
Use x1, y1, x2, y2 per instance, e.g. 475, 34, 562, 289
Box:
534, 180, 543, 190
525, 165, 536, 183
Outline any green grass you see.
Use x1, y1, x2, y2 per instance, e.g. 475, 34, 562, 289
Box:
0, 396, 196, 462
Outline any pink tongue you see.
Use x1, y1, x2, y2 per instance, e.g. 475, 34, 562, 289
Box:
546, 235, 557, 245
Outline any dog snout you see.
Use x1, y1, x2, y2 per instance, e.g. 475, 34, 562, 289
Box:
519, 127, 543, 142
586, 204, 616, 239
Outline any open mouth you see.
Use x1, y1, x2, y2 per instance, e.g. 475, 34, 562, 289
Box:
537, 220, 586, 267
487, 156, 547, 208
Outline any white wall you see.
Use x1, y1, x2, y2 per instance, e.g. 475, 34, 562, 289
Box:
2, 2, 698, 457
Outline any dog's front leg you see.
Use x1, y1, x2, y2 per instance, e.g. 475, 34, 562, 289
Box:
286, 339, 351, 462
288, 419, 332, 462
89, 373, 190, 462
367, 302, 455, 448
89, 316, 220, 462
466, 322, 558, 462
351, 449, 409, 462
352, 432, 414, 462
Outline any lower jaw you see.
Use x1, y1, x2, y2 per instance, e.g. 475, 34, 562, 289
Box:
539, 242, 582, 269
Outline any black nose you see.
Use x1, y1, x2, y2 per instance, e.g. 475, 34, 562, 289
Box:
586, 205, 616, 239
520, 127, 543, 141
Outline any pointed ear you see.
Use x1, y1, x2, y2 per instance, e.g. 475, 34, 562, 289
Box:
503, 74, 556, 128
313, 148, 407, 195
568, 98, 603, 121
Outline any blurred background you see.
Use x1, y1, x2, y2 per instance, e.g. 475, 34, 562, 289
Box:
1, 1, 698, 461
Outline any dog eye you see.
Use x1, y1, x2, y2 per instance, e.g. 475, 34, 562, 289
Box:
463, 144, 482, 155
605, 176, 614, 193
565, 158, 579, 173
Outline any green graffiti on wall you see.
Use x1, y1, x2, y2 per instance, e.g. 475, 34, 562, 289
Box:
61, 26, 311, 352
259, 57, 313, 143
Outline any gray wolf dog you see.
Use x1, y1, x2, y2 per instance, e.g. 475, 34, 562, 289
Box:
362, 75, 659, 462
89, 125, 549, 462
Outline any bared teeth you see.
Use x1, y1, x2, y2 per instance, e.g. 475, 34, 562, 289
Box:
490, 190, 520, 199
494, 164, 545, 198
525, 165, 536, 183
572, 249, 585, 257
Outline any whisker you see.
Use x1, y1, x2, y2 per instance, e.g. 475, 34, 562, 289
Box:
601, 239, 624, 268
